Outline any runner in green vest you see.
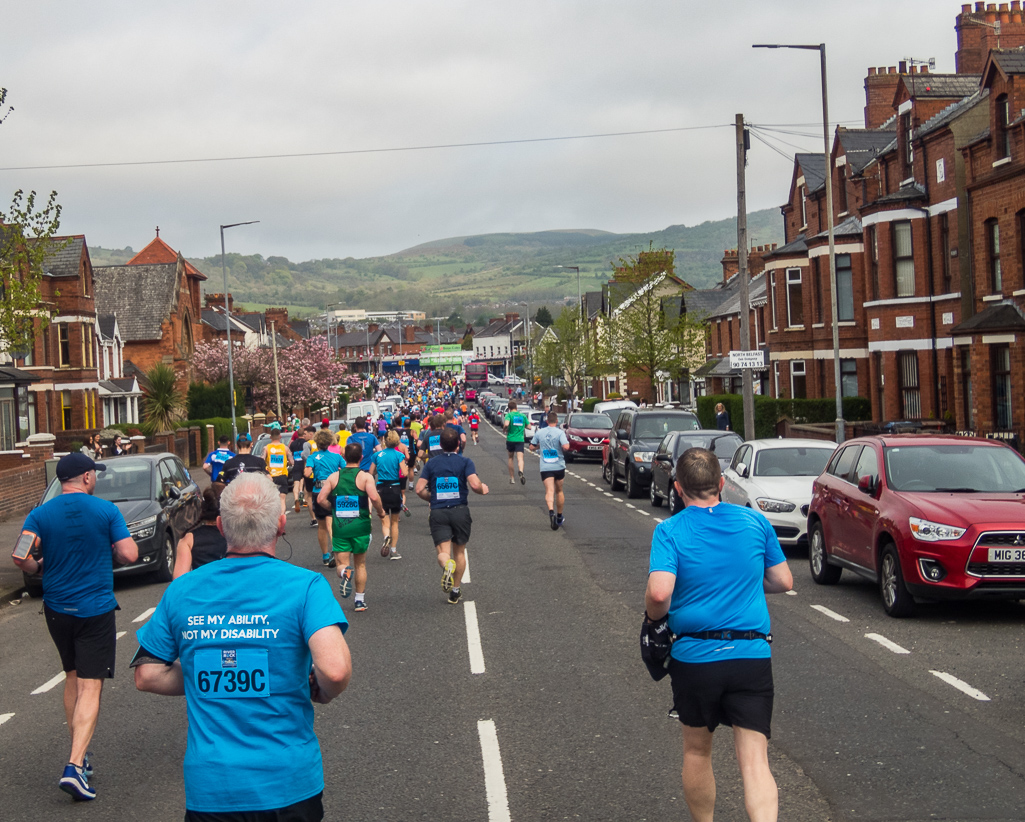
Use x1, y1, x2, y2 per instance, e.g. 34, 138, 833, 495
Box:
503, 400, 529, 485
317, 441, 386, 612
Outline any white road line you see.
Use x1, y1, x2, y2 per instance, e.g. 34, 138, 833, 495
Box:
654, 518, 664, 523
930, 670, 991, 701
133, 607, 156, 623
32, 671, 66, 695
0, 713, 14, 726
604, 492, 614, 497
116, 631, 127, 640
785, 590, 798, 596
463, 552, 471, 584
865, 633, 910, 654
477, 720, 512, 822
639, 511, 650, 516
625, 503, 636, 509
587, 483, 596, 487
613, 498, 624, 503
810, 604, 850, 623
464, 601, 486, 675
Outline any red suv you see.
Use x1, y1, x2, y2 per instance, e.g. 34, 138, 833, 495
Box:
563, 412, 614, 462
807, 434, 1025, 617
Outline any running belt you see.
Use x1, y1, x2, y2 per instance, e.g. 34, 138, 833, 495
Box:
681, 630, 772, 643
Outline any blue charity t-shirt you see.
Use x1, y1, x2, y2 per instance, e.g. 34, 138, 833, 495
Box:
420, 452, 476, 508
648, 503, 786, 664
204, 448, 235, 483
533, 426, 569, 473
349, 431, 379, 471
371, 447, 404, 482
135, 556, 347, 813
24, 493, 130, 617
307, 450, 342, 493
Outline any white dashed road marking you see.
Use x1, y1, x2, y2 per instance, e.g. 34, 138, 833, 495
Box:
32, 671, 66, 695
625, 503, 636, 509
0, 713, 14, 726
463, 552, 471, 584
116, 631, 127, 640
930, 670, 990, 701
785, 590, 798, 596
865, 633, 910, 654
133, 607, 156, 623
477, 720, 512, 822
604, 492, 614, 497
810, 604, 850, 623
464, 601, 486, 675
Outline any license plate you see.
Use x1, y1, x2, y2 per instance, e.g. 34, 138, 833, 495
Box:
587, 445, 603, 451
988, 548, 1025, 562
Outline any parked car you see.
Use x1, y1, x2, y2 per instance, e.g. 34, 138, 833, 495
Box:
603, 408, 701, 498
721, 438, 837, 547
503, 375, 525, 386
525, 410, 545, 443
807, 434, 1025, 617
252, 433, 272, 458
593, 399, 637, 419
488, 399, 509, 424
487, 373, 505, 386
563, 412, 614, 462
21, 453, 202, 598
650, 430, 745, 512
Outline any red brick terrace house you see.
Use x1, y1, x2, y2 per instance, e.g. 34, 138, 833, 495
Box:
93, 231, 206, 388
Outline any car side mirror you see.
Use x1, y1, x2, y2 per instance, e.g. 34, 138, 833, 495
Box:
857, 475, 876, 496
654, 453, 671, 464
617, 429, 629, 440
736, 462, 749, 479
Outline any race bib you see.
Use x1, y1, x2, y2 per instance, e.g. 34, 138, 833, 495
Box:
335, 495, 360, 518
429, 435, 441, 451
269, 453, 285, 467
436, 476, 460, 501
193, 649, 270, 699
541, 448, 559, 464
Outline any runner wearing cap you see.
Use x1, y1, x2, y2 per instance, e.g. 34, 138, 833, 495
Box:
11, 453, 139, 801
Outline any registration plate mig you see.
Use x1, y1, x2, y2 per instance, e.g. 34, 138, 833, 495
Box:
988, 548, 1025, 562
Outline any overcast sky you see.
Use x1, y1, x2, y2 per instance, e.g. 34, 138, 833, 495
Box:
1, 1, 957, 261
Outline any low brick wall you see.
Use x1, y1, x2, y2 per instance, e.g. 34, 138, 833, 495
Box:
0, 439, 54, 521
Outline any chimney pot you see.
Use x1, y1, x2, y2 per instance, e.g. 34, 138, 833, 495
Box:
1013, 0, 1021, 10
899, 60, 908, 73
868, 66, 877, 76
921, 65, 929, 74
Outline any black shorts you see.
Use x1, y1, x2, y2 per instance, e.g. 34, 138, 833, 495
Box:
272, 474, 290, 494
669, 658, 774, 738
304, 476, 314, 494
378, 483, 403, 514
540, 469, 566, 482
428, 505, 472, 546
184, 791, 323, 822
310, 490, 331, 520
506, 441, 524, 453
44, 606, 117, 679
288, 460, 304, 483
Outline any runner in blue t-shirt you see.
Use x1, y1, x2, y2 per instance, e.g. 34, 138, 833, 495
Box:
133, 473, 351, 818
371, 432, 407, 560
348, 417, 379, 471
414, 428, 489, 604
202, 435, 235, 483
306, 430, 343, 566
529, 411, 570, 530
644, 448, 792, 822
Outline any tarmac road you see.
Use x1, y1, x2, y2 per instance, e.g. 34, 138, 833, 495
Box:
0, 416, 1023, 820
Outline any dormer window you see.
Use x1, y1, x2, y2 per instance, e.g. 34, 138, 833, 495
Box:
996, 94, 1011, 161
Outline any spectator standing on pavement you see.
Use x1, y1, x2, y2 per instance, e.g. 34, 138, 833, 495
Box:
133, 473, 351, 821
80, 433, 103, 460
172, 486, 228, 578
503, 400, 529, 485
11, 453, 139, 801
529, 410, 570, 530
414, 427, 489, 604
644, 448, 792, 822
202, 435, 235, 484
715, 402, 731, 431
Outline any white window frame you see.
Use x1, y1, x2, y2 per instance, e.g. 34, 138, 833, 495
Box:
785, 268, 803, 327
790, 359, 806, 399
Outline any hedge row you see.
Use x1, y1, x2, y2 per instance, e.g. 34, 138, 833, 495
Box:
696, 394, 872, 440
582, 398, 600, 412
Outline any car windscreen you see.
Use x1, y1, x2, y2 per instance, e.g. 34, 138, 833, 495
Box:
569, 414, 613, 430
634, 415, 698, 440
674, 433, 743, 460
754, 446, 835, 477
43, 459, 153, 504
884, 443, 1025, 492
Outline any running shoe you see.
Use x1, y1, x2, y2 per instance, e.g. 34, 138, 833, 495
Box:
557, 514, 565, 527
322, 553, 332, 566
448, 588, 462, 605
82, 753, 93, 779
353, 599, 368, 612
309, 519, 317, 528
402, 503, 411, 518
389, 548, 402, 560
519, 470, 526, 485
339, 566, 354, 598
549, 510, 558, 530
381, 533, 392, 557
294, 498, 301, 513
441, 559, 456, 592
59, 764, 95, 801
509, 477, 515, 484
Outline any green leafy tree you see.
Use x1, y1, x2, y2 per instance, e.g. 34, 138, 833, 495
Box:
534, 308, 595, 402
533, 306, 553, 327
141, 363, 186, 434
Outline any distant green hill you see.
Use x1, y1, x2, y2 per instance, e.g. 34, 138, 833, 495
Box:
88, 208, 783, 319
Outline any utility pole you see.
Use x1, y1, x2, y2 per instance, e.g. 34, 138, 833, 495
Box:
736, 114, 755, 440
269, 320, 283, 423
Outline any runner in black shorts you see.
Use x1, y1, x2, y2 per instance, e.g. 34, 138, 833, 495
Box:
45, 608, 118, 680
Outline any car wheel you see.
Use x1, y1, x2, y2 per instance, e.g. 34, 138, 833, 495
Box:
879, 543, 914, 618
22, 572, 43, 599
610, 462, 624, 491
808, 522, 842, 585
649, 477, 663, 507
668, 485, 681, 515
625, 467, 642, 499
602, 459, 613, 485
152, 531, 175, 583
565, 453, 574, 463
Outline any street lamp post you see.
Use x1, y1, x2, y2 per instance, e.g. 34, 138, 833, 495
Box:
220, 220, 259, 444
516, 301, 533, 400
556, 265, 582, 317
752, 42, 844, 443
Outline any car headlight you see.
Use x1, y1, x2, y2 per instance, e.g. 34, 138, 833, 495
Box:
634, 451, 655, 463
128, 515, 158, 540
756, 498, 796, 514
909, 517, 966, 542
568, 434, 583, 442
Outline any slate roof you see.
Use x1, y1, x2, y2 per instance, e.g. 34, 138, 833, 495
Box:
809, 215, 864, 241
837, 128, 897, 173
0, 365, 39, 384
685, 284, 733, 321
476, 317, 523, 339
917, 90, 987, 139
903, 73, 981, 100
705, 273, 768, 320
288, 319, 311, 339
796, 153, 827, 193
110, 377, 141, 394
692, 359, 722, 378
950, 302, 1025, 334
992, 50, 1025, 76
201, 308, 252, 335
766, 234, 808, 257
583, 291, 604, 320
94, 263, 179, 342
97, 314, 117, 340
873, 181, 927, 205
37, 236, 84, 278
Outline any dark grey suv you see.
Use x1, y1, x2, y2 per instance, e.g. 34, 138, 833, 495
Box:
603, 408, 700, 498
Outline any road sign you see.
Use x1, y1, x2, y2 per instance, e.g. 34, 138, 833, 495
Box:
729, 350, 765, 370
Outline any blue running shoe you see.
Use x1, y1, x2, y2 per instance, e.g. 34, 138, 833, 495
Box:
59, 764, 95, 801
556, 514, 565, 527
322, 553, 331, 566
339, 566, 354, 598
82, 752, 93, 779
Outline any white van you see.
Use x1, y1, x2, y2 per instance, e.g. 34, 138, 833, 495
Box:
345, 400, 380, 423
593, 399, 637, 418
